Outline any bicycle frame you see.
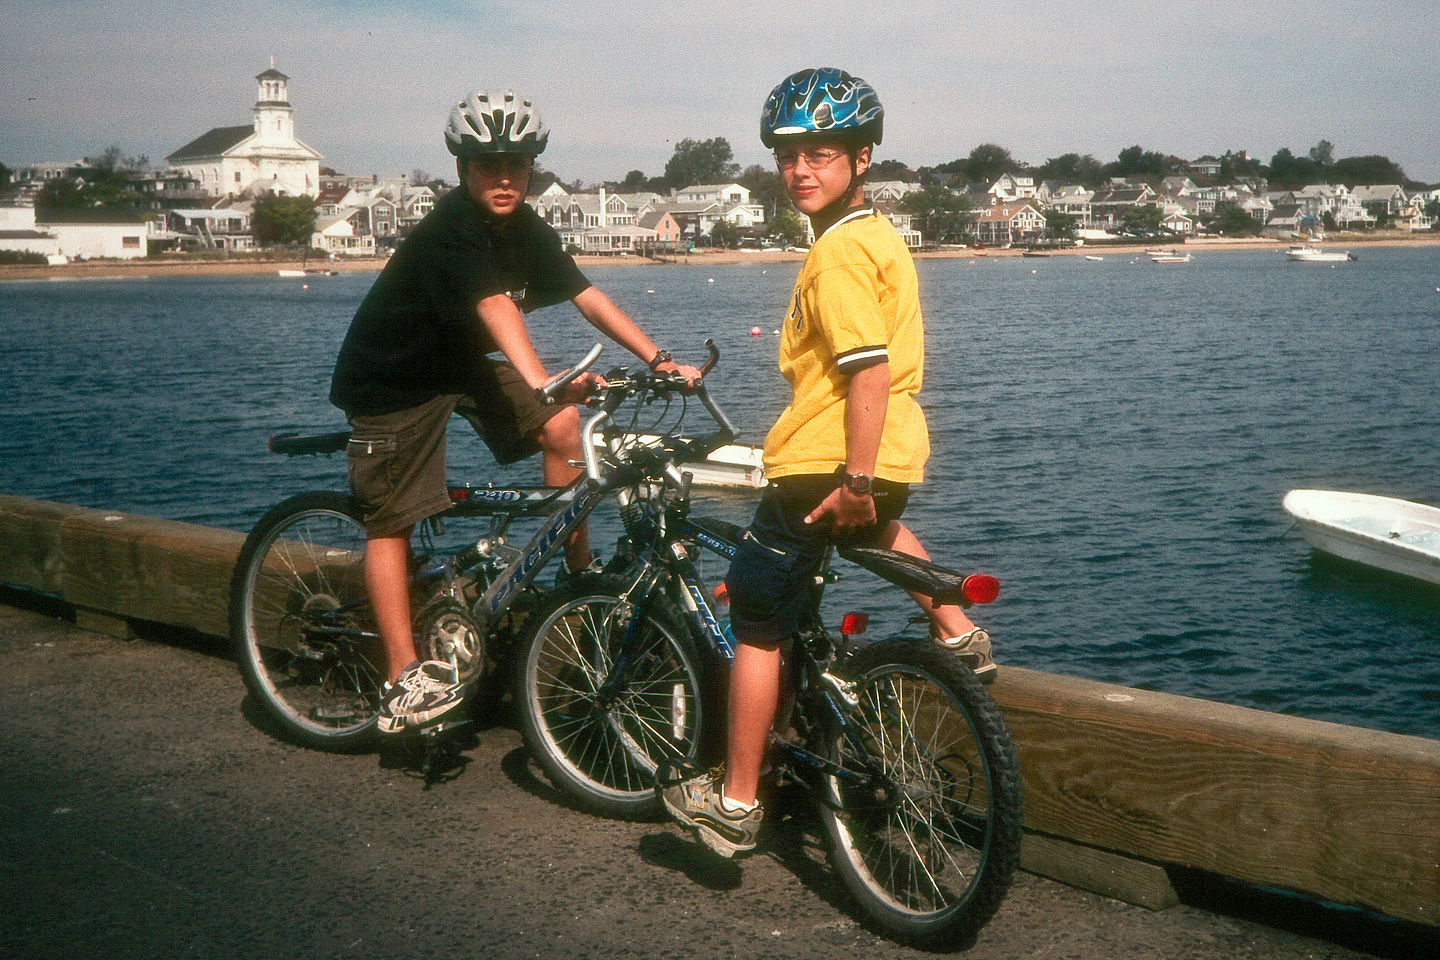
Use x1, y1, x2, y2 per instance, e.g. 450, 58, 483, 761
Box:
605, 494, 890, 790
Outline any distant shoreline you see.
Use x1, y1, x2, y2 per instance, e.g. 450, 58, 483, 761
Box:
3, 231, 1436, 282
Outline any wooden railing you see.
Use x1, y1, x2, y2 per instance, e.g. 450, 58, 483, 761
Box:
1, 493, 1436, 926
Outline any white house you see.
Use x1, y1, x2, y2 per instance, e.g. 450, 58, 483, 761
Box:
165, 207, 255, 251
312, 210, 375, 256
167, 64, 323, 199
33, 208, 150, 259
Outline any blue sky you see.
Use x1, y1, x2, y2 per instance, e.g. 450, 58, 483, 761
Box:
4, 0, 1438, 184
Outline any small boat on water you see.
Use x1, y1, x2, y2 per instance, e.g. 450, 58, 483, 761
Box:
590, 434, 766, 489
1285, 245, 1355, 263
1146, 249, 1191, 263
278, 268, 339, 277
1084, 255, 1104, 262
1282, 489, 1440, 586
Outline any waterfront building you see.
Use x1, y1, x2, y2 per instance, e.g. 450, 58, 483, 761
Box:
166, 64, 323, 200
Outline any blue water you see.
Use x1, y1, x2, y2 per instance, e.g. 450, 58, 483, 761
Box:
3, 247, 1439, 739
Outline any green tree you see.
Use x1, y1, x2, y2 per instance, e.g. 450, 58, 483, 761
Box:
1108, 145, 1167, 180
1268, 147, 1323, 187
1034, 152, 1104, 187
663, 137, 739, 189
708, 218, 741, 249
1218, 149, 1263, 182
962, 143, 1017, 184
252, 194, 317, 246
868, 158, 914, 181
1208, 206, 1260, 236
768, 208, 808, 247
1308, 139, 1335, 167
898, 184, 972, 244
1329, 154, 1408, 187
737, 163, 786, 219
35, 164, 146, 211
1043, 209, 1079, 239
0, 161, 10, 190
616, 169, 650, 191
1120, 203, 1163, 233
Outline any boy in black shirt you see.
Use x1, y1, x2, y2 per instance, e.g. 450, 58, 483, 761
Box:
330, 89, 699, 734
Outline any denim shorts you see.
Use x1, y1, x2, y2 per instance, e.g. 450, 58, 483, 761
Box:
724, 475, 909, 644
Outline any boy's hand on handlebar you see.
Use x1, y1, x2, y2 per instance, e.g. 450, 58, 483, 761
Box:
562, 371, 606, 404
654, 358, 703, 388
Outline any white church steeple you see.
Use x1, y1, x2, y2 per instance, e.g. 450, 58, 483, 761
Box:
253, 60, 294, 146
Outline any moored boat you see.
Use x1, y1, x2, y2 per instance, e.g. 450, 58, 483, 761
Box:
1285, 245, 1355, 263
1282, 489, 1440, 586
1146, 249, 1190, 263
590, 433, 766, 489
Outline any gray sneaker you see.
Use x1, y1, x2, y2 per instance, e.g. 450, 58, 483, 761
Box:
934, 628, 997, 683
377, 660, 466, 734
660, 766, 762, 858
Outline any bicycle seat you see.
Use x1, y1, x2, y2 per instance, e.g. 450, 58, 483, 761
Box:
269, 430, 351, 455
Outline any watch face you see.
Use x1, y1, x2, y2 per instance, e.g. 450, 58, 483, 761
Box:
846, 472, 872, 494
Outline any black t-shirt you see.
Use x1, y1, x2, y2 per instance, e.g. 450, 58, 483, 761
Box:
329, 187, 590, 415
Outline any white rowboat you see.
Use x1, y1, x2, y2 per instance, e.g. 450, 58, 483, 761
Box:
591, 434, 766, 489
1282, 489, 1440, 586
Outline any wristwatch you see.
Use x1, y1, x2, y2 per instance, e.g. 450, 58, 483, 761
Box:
839, 468, 873, 496
647, 349, 673, 370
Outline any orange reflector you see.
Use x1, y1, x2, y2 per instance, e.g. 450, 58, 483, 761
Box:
962, 575, 1000, 605
841, 612, 869, 636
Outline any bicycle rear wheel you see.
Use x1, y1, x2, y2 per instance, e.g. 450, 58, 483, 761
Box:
516, 574, 710, 820
816, 639, 1021, 950
230, 491, 382, 752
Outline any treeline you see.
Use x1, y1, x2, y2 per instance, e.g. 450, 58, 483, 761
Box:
590, 137, 1427, 194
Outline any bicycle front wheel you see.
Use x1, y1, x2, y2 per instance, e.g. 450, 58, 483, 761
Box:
817, 639, 1021, 950
516, 574, 710, 820
230, 491, 383, 752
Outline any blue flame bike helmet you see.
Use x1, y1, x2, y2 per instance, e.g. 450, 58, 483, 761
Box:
760, 68, 884, 149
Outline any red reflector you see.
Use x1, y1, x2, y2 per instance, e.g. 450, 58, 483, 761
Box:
841, 612, 869, 636
961, 574, 1000, 605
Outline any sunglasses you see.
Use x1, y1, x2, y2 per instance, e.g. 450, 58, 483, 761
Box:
471, 155, 533, 177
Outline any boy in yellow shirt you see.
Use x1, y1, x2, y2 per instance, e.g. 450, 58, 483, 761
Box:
663, 68, 994, 857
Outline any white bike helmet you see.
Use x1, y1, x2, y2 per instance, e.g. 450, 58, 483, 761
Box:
444, 90, 549, 157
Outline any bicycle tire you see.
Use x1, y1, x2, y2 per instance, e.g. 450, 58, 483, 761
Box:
815, 639, 1021, 950
230, 491, 383, 752
515, 573, 711, 820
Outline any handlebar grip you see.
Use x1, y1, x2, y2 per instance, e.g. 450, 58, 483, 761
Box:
698, 338, 720, 378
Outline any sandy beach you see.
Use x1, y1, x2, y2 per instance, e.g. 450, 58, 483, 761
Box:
3, 231, 1436, 282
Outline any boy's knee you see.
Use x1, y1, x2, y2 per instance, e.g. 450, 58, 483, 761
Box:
535, 406, 581, 451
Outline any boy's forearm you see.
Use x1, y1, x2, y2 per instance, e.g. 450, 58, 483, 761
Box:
844, 362, 889, 475
476, 293, 549, 388
572, 286, 660, 362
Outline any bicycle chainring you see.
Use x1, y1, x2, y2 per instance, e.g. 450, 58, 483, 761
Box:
415, 596, 487, 683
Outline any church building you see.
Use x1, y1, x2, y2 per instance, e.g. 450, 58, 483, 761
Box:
167, 65, 323, 199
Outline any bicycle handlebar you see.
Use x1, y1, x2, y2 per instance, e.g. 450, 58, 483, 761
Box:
536, 342, 604, 405
581, 338, 739, 483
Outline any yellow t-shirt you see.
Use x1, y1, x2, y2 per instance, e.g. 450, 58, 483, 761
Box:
763, 208, 928, 484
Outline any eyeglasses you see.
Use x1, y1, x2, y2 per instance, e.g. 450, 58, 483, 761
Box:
471, 155, 533, 177
774, 148, 848, 171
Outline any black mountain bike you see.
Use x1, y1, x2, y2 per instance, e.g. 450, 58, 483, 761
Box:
512, 352, 1023, 950
229, 343, 709, 754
